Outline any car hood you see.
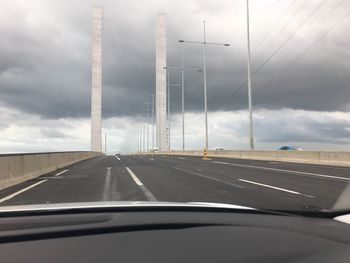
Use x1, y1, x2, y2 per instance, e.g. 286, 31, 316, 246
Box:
0, 201, 255, 213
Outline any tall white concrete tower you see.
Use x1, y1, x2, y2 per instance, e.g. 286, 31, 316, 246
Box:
155, 13, 168, 151
91, 5, 103, 152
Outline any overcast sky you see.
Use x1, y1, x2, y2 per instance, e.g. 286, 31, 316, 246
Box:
1, 0, 350, 153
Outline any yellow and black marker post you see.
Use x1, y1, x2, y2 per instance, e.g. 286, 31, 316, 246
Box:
202, 148, 210, 160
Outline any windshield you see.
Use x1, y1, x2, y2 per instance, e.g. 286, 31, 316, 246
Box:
1, 0, 350, 214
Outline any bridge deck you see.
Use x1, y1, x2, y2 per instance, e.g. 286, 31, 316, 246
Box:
0, 155, 349, 211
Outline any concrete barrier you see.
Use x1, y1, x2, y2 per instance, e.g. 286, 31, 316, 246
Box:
151, 150, 350, 167
0, 151, 103, 190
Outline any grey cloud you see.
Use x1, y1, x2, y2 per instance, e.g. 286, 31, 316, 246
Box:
160, 109, 350, 151
255, 111, 350, 145
40, 127, 71, 138
0, 0, 350, 120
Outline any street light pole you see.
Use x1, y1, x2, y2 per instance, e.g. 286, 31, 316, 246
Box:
181, 51, 185, 151
146, 103, 150, 152
105, 133, 107, 155
139, 114, 141, 153
179, 22, 230, 152
202, 21, 208, 151
246, 0, 254, 150
138, 118, 141, 153
141, 111, 144, 153
164, 65, 202, 152
151, 94, 155, 151
167, 70, 171, 150
143, 105, 146, 153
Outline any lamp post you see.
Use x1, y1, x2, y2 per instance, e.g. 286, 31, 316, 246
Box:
142, 104, 146, 153
179, 21, 230, 151
105, 133, 107, 155
246, 0, 254, 150
164, 61, 202, 151
145, 102, 152, 152
149, 94, 155, 151
138, 117, 141, 153
167, 70, 170, 150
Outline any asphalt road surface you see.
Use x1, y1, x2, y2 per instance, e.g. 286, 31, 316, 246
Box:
1, 155, 350, 211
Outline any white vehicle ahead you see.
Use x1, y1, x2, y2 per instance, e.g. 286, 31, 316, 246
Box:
213, 147, 224, 151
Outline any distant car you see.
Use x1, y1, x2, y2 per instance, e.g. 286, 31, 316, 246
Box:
214, 147, 224, 151
278, 146, 303, 151
150, 148, 159, 153
115, 152, 121, 156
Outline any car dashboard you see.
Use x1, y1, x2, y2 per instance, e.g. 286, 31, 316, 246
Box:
0, 206, 350, 262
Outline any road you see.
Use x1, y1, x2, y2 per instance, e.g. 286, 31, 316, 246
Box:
0, 154, 350, 211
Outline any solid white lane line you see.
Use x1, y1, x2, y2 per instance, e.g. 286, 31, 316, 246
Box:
173, 167, 244, 189
213, 161, 350, 181
103, 167, 112, 201
55, 169, 68, 176
238, 179, 314, 198
115, 156, 121, 161
125, 167, 157, 201
178, 157, 186, 160
267, 161, 350, 171
215, 161, 230, 165
126, 167, 143, 185
0, 180, 48, 204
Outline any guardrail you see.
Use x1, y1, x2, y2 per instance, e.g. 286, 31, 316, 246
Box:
0, 151, 103, 190
152, 150, 350, 167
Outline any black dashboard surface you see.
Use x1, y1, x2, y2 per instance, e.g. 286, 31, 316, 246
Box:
1, 209, 350, 262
